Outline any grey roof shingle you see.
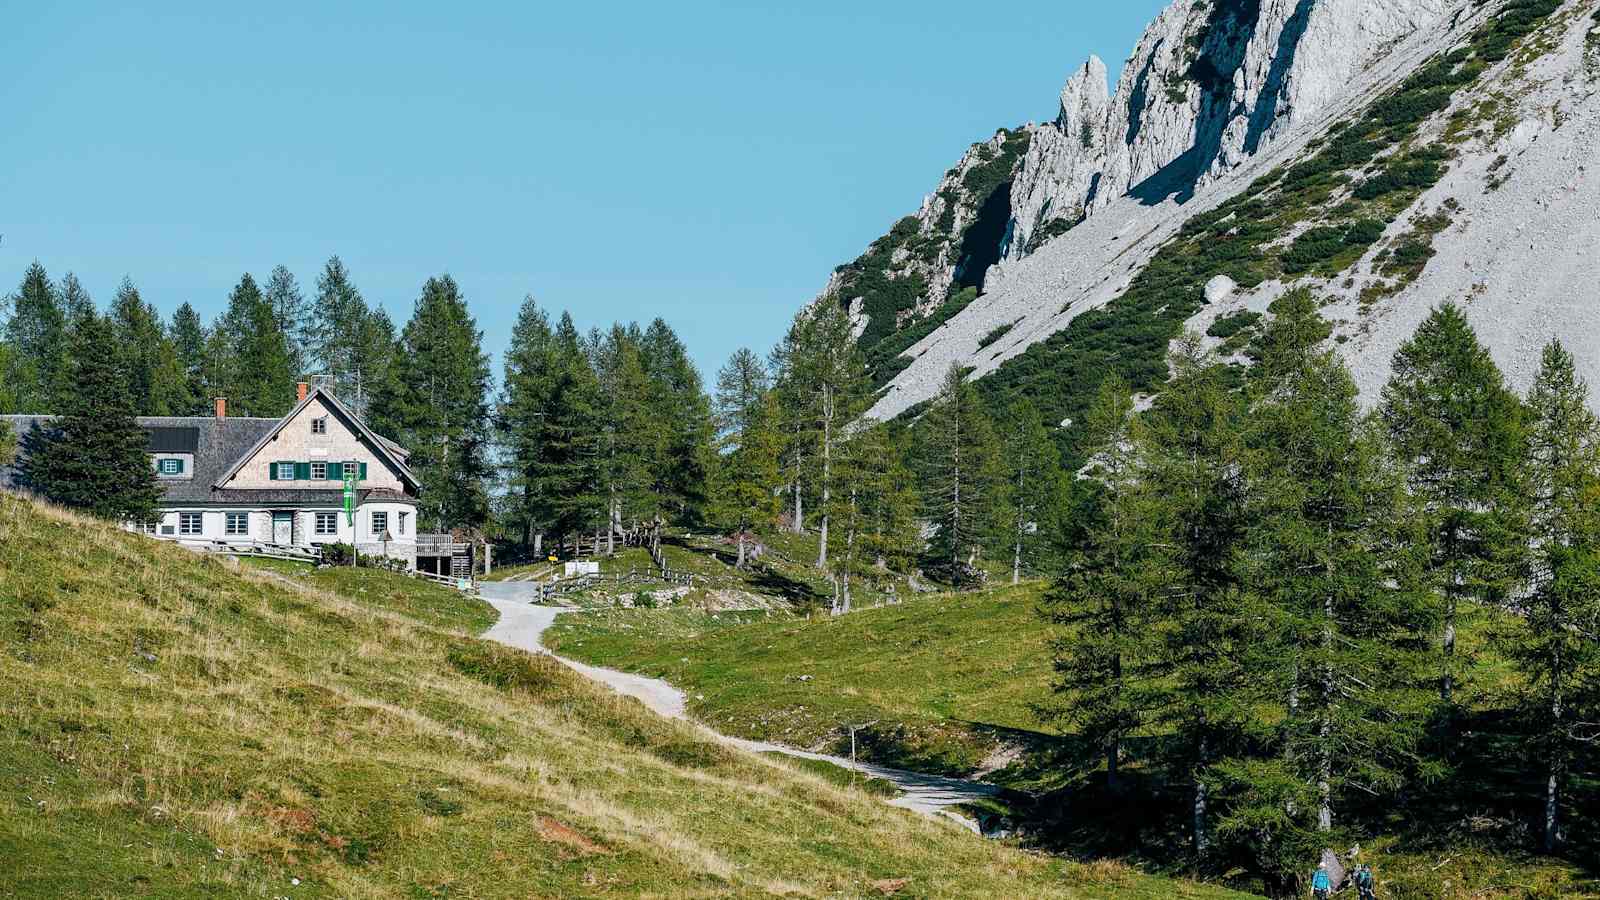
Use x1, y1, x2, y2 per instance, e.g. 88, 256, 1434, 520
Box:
4, 414, 315, 503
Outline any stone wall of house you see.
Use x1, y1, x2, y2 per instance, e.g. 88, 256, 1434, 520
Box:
223, 396, 407, 492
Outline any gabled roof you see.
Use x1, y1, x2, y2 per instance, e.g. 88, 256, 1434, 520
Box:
2, 413, 279, 502
210, 387, 422, 492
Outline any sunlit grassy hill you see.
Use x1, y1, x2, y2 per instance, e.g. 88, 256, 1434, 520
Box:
0, 493, 1250, 899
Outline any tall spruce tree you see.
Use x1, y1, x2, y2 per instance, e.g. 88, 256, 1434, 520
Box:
1140, 335, 1255, 856
218, 273, 297, 417
1381, 303, 1529, 710
767, 323, 810, 535
1219, 297, 1430, 882
1517, 339, 1600, 852
169, 303, 208, 415
388, 275, 492, 532
109, 278, 182, 415
498, 297, 561, 547
1045, 373, 1160, 796
914, 363, 1003, 582
18, 313, 161, 521
640, 319, 713, 533
5, 262, 68, 412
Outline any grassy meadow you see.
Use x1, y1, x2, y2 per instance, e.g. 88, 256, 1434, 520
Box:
0, 493, 1253, 899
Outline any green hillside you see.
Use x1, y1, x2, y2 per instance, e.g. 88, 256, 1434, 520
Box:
0, 493, 1249, 899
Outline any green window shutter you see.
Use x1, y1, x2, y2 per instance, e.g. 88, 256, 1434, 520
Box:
269, 461, 282, 481
359, 463, 368, 480
329, 462, 343, 481
171, 458, 185, 474
295, 462, 310, 480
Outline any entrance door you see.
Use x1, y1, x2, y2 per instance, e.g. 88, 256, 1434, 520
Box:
272, 512, 293, 545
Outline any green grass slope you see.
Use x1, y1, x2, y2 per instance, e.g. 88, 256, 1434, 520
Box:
0, 494, 1250, 899
544, 583, 1054, 777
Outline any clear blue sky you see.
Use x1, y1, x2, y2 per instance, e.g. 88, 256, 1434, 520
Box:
1, 1, 1166, 382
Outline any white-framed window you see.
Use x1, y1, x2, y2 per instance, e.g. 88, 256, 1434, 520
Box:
311, 417, 327, 435
310, 461, 328, 480
371, 511, 388, 535
179, 513, 203, 536
137, 520, 158, 534
225, 512, 249, 536
397, 511, 409, 535
276, 462, 296, 481
314, 512, 338, 536
157, 458, 183, 475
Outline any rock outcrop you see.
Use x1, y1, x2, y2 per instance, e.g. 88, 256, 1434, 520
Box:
1008, 0, 1455, 258
809, 0, 1598, 430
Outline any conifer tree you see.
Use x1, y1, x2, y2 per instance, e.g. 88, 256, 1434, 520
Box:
262, 264, 307, 375
1517, 339, 1600, 852
1140, 335, 1256, 856
219, 273, 297, 417
998, 400, 1064, 584
914, 363, 1003, 582
306, 256, 387, 415
787, 303, 869, 568
57, 272, 96, 324
1381, 303, 1529, 709
710, 349, 780, 568
640, 319, 713, 533
110, 278, 182, 415
5, 262, 68, 412
169, 303, 208, 415
767, 324, 810, 535
855, 423, 922, 579
0, 417, 15, 466
388, 275, 492, 532
1045, 374, 1159, 795
1220, 298, 1429, 878
18, 313, 161, 521
498, 297, 560, 547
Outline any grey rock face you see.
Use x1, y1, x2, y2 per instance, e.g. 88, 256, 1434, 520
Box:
1008, 0, 1452, 260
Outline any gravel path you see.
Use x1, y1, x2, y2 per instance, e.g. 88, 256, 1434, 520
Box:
478, 592, 1001, 832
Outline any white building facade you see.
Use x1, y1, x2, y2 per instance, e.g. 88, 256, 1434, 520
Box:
3, 384, 424, 569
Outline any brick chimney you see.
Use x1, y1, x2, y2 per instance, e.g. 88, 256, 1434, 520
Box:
214, 397, 227, 419
296, 381, 309, 403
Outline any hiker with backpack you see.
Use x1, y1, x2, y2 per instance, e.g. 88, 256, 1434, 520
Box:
1353, 863, 1376, 900
1311, 863, 1332, 900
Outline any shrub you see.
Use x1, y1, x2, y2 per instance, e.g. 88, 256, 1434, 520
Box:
1206, 310, 1262, 339
977, 322, 1015, 349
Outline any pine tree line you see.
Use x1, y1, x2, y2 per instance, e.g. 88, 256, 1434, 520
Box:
1046, 294, 1600, 888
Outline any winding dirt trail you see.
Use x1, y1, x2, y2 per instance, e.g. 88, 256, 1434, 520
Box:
478, 589, 1001, 832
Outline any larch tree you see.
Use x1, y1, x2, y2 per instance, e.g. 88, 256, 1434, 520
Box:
998, 400, 1064, 584
914, 363, 1003, 583
788, 302, 869, 570
306, 256, 389, 419
1380, 302, 1529, 711
262, 264, 308, 376
18, 312, 161, 522
387, 275, 493, 532
710, 348, 780, 568
57, 272, 96, 323
640, 318, 713, 535
1517, 339, 1600, 852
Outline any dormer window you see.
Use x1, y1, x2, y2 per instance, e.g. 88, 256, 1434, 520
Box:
311, 418, 328, 435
